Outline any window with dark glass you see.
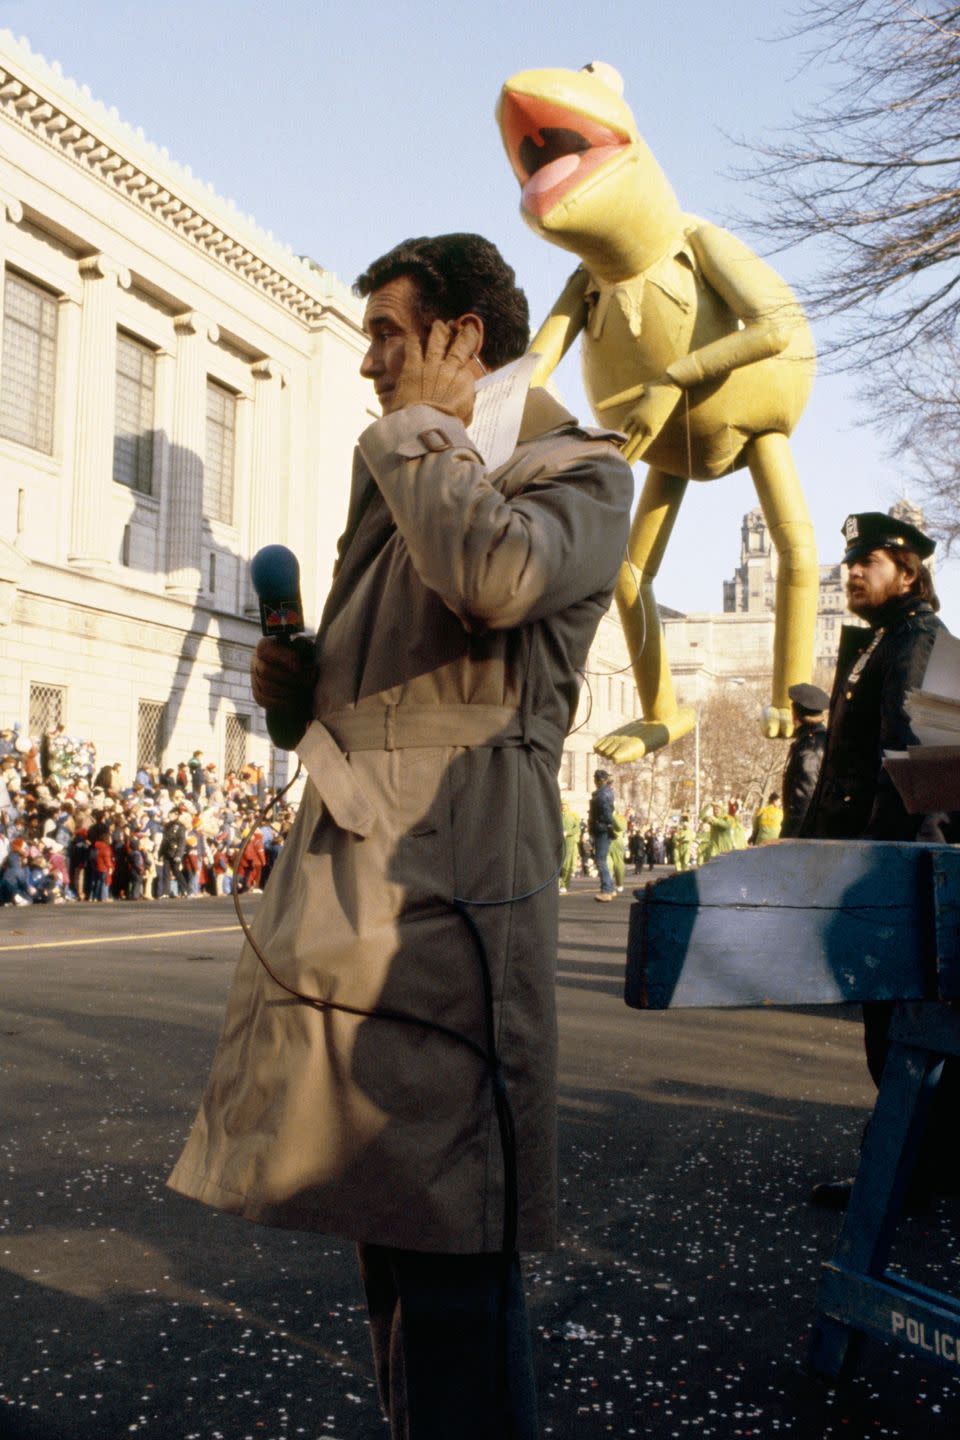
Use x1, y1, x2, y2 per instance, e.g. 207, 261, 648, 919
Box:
0, 269, 58, 454
113, 331, 156, 493
204, 379, 236, 524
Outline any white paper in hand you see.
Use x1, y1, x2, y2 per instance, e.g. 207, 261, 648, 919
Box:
466, 352, 540, 472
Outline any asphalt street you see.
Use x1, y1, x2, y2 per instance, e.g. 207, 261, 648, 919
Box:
1, 874, 959, 1439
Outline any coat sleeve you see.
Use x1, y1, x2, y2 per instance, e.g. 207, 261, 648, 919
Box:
357, 403, 633, 631
864, 623, 946, 840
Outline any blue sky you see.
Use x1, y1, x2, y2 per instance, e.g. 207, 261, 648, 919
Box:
5, 0, 956, 623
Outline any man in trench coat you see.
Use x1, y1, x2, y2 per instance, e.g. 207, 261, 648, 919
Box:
167, 233, 633, 1437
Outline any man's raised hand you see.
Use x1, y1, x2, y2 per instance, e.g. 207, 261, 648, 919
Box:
390, 318, 481, 426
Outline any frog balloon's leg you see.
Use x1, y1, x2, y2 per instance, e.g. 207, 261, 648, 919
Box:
747, 431, 818, 740
527, 267, 590, 388
596, 468, 697, 764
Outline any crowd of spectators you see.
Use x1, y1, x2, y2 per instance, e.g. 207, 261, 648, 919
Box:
0, 723, 295, 907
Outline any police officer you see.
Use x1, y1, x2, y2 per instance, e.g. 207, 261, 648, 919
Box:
803, 511, 955, 1208
779, 683, 829, 839
800, 511, 944, 844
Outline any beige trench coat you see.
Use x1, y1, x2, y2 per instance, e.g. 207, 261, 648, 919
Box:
168, 389, 632, 1253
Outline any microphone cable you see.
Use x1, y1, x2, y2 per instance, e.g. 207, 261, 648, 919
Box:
231, 772, 563, 1435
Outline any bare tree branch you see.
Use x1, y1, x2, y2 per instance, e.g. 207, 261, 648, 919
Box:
736, 1, 960, 536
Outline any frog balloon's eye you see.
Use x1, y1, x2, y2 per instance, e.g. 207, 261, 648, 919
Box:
580, 61, 625, 96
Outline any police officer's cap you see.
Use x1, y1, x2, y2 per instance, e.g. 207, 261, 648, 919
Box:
788, 682, 830, 714
841, 512, 935, 566
594, 768, 610, 782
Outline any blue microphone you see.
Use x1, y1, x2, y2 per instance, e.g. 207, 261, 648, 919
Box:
250, 545, 311, 749
250, 544, 304, 639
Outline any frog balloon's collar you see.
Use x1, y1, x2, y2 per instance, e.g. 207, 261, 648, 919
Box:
498, 82, 632, 221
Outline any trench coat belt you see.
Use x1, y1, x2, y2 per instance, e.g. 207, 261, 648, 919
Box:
321, 703, 565, 765
295, 705, 566, 840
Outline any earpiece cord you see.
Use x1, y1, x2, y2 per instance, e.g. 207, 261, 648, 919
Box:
580, 547, 647, 681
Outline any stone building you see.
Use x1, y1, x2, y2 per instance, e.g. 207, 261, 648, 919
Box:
0, 31, 372, 783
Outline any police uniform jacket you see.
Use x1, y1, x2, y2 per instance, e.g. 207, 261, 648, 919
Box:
167, 389, 632, 1254
801, 595, 946, 841
780, 723, 827, 838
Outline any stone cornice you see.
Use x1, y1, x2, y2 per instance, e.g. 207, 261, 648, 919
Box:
0, 29, 363, 331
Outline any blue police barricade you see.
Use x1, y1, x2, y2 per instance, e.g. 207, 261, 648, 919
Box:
624, 840, 960, 1380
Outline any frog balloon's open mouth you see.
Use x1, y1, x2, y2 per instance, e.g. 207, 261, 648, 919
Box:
500, 90, 631, 219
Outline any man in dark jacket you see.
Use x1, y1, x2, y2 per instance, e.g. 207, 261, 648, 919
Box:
158, 812, 187, 899
588, 768, 617, 900
802, 510, 954, 1207
779, 682, 829, 839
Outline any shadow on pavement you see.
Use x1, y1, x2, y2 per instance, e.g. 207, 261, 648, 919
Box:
1, 904, 959, 1438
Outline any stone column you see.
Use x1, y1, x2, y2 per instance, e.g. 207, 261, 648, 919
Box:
68, 255, 132, 568
166, 312, 219, 595
245, 357, 282, 613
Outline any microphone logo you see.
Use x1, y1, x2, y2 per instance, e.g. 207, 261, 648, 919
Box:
259, 597, 304, 637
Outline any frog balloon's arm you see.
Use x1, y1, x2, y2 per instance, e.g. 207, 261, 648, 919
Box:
595, 223, 813, 464
666, 222, 804, 388
527, 266, 591, 388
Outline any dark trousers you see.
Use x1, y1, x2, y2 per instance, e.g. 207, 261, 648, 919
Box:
357, 1244, 539, 1440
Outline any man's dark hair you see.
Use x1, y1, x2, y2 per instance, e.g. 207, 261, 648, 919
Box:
891, 550, 940, 612
354, 233, 530, 370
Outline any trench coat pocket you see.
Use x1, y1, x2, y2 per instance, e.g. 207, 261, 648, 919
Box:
388, 748, 457, 914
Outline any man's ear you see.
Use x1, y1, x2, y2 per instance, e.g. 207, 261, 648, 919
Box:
457, 311, 485, 366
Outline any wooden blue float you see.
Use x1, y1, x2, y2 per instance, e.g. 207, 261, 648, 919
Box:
624, 840, 960, 1381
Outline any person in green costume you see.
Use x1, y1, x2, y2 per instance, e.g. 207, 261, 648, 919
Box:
609, 810, 626, 892
559, 796, 580, 894
729, 800, 748, 850
700, 802, 735, 861
674, 814, 694, 872
751, 792, 783, 845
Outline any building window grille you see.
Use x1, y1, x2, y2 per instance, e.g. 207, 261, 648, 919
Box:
224, 712, 248, 777
29, 682, 65, 736
205, 380, 236, 524
0, 270, 58, 454
113, 331, 155, 493
137, 700, 166, 770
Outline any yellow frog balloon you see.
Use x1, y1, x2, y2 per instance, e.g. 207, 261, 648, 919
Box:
497, 62, 818, 758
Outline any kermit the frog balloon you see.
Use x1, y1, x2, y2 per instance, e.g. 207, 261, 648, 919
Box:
497, 62, 818, 759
